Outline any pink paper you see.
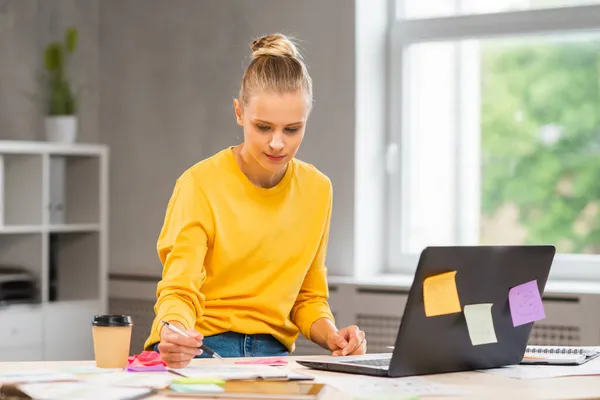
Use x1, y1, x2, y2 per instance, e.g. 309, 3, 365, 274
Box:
234, 357, 288, 365
127, 351, 166, 367
508, 279, 546, 327
126, 364, 168, 372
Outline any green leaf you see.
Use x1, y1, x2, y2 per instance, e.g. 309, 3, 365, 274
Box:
44, 44, 61, 71
65, 27, 78, 53
46, 77, 77, 116
43, 27, 79, 116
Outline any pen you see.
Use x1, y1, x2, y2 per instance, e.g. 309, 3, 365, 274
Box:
160, 320, 224, 360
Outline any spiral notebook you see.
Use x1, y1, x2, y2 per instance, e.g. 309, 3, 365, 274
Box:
521, 346, 600, 365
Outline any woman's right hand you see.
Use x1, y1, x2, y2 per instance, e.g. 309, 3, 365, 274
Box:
158, 321, 203, 368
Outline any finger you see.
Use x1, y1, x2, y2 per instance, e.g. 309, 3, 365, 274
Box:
159, 347, 196, 359
349, 335, 367, 355
163, 356, 194, 369
158, 339, 202, 355
329, 332, 348, 350
161, 348, 202, 358
165, 359, 192, 369
158, 343, 201, 357
185, 329, 203, 340
163, 330, 203, 348
161, 351, 195, 364
342, 327, 362, 355
355, 338, 367, 355
357, 330, 365, 347
338, 325, 359, 339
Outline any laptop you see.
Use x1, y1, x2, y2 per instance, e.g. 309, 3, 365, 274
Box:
297, 245, 556, 377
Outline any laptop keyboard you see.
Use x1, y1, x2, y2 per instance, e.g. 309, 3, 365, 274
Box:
346, 358, 391, 368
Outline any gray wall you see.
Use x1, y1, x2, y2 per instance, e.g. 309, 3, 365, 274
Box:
100, 0, 356, 277
0, 0, 357, 277
0, 0, 100, 143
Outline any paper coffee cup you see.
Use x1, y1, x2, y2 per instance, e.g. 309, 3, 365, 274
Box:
92, 315, 133, 368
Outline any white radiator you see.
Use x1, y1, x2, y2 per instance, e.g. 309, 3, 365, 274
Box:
109, 276, 600, 356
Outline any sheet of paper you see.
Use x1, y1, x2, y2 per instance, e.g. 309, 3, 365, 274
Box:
312, 372, 468, 398
480, 359, 600, 379
508, 279, 545, 326
82, 371, 172, 389
17, 382, 154, 400
235, 357, 288, 365
169, 383, 225, 393
171, 365, 289, 380
521, 353, 586, 364
60, 366, 121, 375
423, 270, 462, 317
464, 303, 498, 346
283, 370, 315, 381
0, 370, 78, 384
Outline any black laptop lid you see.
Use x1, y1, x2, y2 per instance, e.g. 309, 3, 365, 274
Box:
389, 245, 556, 377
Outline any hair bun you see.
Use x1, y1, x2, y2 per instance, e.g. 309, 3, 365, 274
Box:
251, 33, 302, 60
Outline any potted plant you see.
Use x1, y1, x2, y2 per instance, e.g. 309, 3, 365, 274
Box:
43, 27, 79, 143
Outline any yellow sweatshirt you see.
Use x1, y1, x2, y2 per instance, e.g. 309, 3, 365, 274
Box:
144, 147, 335, 352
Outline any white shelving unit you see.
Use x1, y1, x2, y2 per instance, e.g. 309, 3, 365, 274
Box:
0, 140, 108, 361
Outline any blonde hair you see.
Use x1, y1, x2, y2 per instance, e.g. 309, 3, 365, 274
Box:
239, 33, 313, 107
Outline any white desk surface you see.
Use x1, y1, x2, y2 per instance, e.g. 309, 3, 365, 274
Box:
1, 355, 600, 399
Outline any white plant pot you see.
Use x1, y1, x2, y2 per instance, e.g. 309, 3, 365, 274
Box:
45, 116, 77, 143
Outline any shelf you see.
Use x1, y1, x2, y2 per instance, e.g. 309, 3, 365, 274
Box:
0, 225, 100, 234
0, 154, 43, 225
0, 234, 42, 304
49, 232, 99, 302
0, 225, 44, 234
48, 224, 100, 233
0, 141, 108, 361
0, 140, 106, 156
49, 155, 100, 225
43, 299, 101, 361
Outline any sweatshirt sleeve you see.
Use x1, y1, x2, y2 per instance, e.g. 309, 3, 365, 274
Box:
290, 179, 335, 341
144, 174, 213, 349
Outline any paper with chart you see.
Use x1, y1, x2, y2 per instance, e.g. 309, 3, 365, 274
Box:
508, 279, 545, 326
312, 373, 468, 398
60, 365, 121, 375
169, 383, 225, 393
423, 271, 462, 317
171, 364, 289, 380
235, 356, 289, 365
0, 370, 77, 384
464, 303, 498, 346
82, 371, 172, 389
480, 359, 600, 379
17, 382, 154, 400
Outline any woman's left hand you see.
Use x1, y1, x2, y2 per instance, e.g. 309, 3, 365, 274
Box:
326, 325, 367, 356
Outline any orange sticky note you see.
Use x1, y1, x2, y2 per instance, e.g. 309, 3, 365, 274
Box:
423, 271, 461, 317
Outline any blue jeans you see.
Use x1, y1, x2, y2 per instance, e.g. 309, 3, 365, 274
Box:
154, 331, 289, 358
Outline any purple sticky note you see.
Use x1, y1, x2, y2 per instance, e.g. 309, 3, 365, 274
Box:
126, 364, 168, 373
508, 280, 545, 327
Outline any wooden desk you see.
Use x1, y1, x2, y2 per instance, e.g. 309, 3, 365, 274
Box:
1, 356, 600, 399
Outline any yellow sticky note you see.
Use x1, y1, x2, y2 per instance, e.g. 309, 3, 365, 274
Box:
423, 271, 461, 317
464, 303, 498, 346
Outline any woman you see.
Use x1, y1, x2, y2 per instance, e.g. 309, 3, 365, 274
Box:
144, 33, 367, 368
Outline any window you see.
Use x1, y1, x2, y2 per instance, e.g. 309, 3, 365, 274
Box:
402, 0, 600, 19
388, 1, 600, 280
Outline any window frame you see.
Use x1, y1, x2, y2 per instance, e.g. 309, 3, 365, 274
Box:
386, 3, 600, 281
